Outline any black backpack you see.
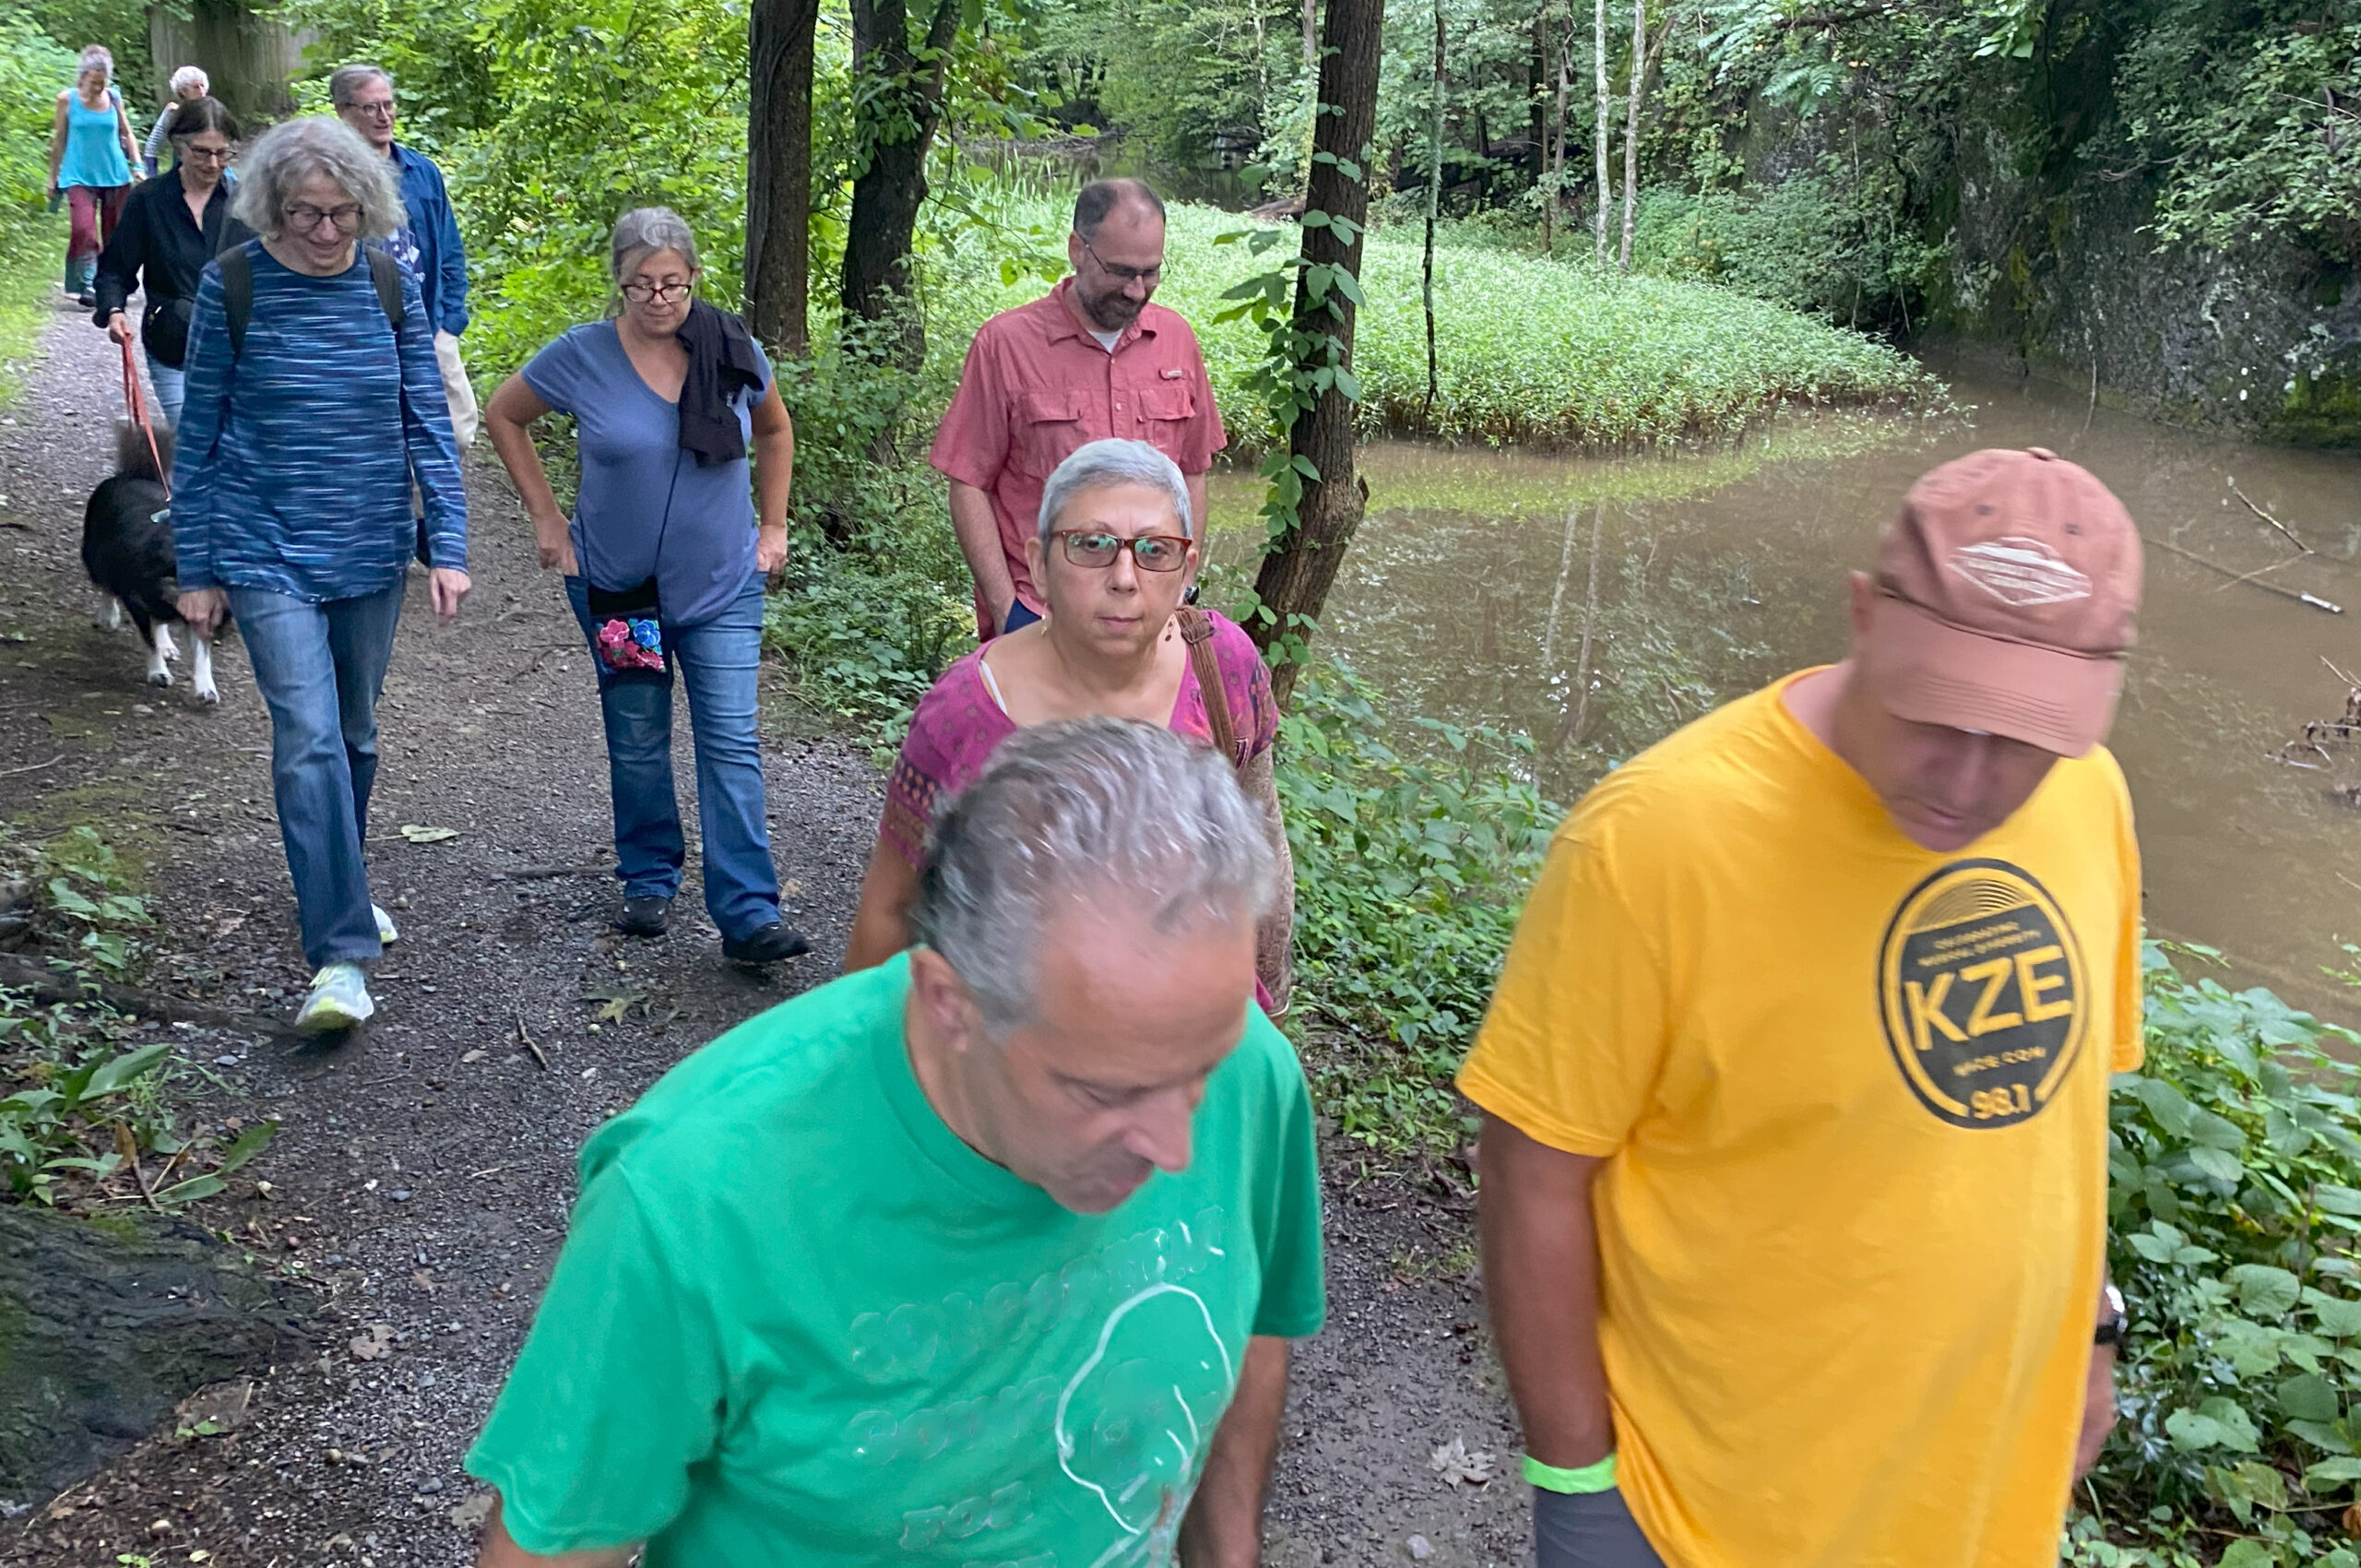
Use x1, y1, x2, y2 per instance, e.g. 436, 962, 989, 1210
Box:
217, 242, 404, 356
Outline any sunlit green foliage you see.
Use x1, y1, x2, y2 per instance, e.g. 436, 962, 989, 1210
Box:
0, 20, 75, 394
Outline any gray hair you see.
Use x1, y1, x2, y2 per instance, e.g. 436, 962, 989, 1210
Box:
231, 117, 406, 242
77, 47, 112, 79
1074, 177, 1165, 242
169, 65, 209, 95
912, 719, 1275, 1035
327, 63, 392, 109
1037, 438, 1192, 548
611, 207, 701, 283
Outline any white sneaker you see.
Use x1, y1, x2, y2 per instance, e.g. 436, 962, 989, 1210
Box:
373, 904, 399, 945
294, 962, 375, 1032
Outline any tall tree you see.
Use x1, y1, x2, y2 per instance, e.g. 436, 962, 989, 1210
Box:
840, 0, 962, 362
1617, 0, 1643, 270
1248, 0, 1386, 707
746, 0, 819, 355
1422, 0, 1444, 422
1591, 0, 1610, 261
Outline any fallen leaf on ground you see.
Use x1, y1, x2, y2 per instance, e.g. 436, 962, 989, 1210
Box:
173, 1380, 254, 1438
413, 1269, 437, 1294
349, 1322, 396, 1361
450, 1491, 496, 1531
460, 1049, 487, 1063
1429, 1435, 1496, 1488
398, 825, 460, 844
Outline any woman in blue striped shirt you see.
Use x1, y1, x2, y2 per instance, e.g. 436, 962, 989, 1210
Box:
172, 115, 470, 1033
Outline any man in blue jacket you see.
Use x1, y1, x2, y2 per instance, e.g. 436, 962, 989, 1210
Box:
331, 62, 477, 446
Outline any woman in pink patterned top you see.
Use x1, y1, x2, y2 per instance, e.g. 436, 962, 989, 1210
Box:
845, 439, 1293, 1010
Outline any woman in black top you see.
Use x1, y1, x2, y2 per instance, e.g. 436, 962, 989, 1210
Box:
91, 97, 249, 429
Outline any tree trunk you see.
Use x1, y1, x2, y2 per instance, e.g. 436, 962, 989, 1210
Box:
1592, 0, 1611, 263
1618, 0, 1644, 270
746, 0, 819, 355
1302, 0, 1318, 72
1548, 30, 1570, 253
1422, 0, 1444, 422
1528, 8, 1548, 185
1250, 0, 1386, 708
840, 0, 962, 364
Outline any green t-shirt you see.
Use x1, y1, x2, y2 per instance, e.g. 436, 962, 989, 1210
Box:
465, 954, 1326, 1565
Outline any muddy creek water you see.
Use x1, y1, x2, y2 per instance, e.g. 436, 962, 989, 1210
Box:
1208, 359, 2361, 1022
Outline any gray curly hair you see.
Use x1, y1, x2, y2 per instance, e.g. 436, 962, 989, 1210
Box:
911, 718, 1275, 1035
610, 207, 701, 284
231, 117, 405, 242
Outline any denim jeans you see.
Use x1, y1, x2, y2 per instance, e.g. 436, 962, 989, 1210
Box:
1534, 1487, 1667, 1568
226, 579, 406, 971
564, 573, 782, 941
146, 351, 184, 430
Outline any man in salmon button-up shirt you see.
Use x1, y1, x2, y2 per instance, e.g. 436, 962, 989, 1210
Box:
930, 178, 1227, 638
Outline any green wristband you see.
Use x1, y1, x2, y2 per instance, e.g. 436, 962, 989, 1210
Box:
1524, 1452, 1618, 1494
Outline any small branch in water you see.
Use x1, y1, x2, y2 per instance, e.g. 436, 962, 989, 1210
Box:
2229, 481, 2312, 554
2151, 536, 2341, 612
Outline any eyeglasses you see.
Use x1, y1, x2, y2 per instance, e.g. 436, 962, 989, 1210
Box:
347, 101, 396, 119
621, 279, 694, 303
1053, 530, 1190, 572
287, 202, 362, 232
180, 144, 231, 163
1081, 239, 1162, 286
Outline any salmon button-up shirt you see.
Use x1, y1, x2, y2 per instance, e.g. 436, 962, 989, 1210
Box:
929, 277, 1227, 622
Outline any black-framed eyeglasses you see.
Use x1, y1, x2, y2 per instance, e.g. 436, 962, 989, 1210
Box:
1081, 238, 1162, 286
287, 202, 362, 232
179, 144, 231, 163
1053, 530, 1190, 572
621, 279, 694, 303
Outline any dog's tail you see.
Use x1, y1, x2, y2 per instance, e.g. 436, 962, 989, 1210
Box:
114, 419, 175, 485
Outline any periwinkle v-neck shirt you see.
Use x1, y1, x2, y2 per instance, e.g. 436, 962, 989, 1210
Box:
524, 321, 771, 629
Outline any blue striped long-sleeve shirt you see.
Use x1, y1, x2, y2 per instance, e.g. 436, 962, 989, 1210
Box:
171, 240, 467, 600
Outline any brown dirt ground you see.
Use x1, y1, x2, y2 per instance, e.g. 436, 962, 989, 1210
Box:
0, 299, 1533, 1567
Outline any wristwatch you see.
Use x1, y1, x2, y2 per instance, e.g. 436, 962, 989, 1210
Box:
2095, 1283, 2128, 1348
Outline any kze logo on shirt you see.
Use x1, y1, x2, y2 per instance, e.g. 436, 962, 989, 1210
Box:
1875, 860, 2088, 1129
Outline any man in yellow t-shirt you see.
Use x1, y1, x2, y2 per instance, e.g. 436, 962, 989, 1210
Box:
1461, 447, 2145, 1568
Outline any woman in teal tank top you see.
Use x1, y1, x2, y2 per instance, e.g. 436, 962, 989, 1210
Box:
46, 46, 138, 304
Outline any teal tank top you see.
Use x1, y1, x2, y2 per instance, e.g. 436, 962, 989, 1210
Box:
58, 90, 130, 190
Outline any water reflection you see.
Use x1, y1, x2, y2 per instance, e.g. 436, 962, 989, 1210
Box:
1208, 365, 2361, 1020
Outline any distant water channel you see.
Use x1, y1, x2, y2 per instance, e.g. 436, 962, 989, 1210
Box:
1207, 358, 2361, 1022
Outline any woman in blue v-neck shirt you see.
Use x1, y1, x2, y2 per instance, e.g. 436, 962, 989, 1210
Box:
482, 207, 806, 968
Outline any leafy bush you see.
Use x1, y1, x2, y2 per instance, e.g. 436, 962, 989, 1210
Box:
2080, 944, 2361, 1565
1631, 171, 1949, 331
1278, 663, 1554, 1152
762, 540, 972, 736
0, 19, 74, 390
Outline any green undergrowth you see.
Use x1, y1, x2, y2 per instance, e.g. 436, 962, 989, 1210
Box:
0, 20, 72, 402
0, 826, 272, 1211
927, 195, 1944, 455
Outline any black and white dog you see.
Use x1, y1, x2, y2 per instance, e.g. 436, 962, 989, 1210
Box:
81, 423, 222, 703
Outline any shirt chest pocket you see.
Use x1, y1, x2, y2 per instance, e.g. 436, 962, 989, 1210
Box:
1135, 383, 1195, 457
1014, 388, 1086, 480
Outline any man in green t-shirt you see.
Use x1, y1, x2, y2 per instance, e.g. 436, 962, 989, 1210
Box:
466, 719, 1326, 1567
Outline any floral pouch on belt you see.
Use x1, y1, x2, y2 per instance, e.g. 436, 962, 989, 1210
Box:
586, 577, 666, 677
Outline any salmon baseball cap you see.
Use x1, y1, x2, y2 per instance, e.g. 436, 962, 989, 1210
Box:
1864, 446, 2142, 757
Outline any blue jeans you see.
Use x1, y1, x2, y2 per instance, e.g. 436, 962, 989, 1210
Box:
564, 574, 782, 941
1001, 599, 1043, 635
226, 579, 406, 971
147, 351, 184, 430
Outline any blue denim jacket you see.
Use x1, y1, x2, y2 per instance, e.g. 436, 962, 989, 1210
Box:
392, 143, 469, 337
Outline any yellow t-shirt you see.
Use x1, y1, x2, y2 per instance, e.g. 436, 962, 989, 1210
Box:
1459, 670, 2142, 1568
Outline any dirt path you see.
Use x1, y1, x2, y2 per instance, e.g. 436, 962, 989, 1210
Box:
0, 300, 1529, 1567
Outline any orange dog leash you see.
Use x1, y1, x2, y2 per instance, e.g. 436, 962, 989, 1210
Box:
121, 334, 169, 499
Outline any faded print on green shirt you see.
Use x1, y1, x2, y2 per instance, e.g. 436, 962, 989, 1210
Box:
465, 955, 1325, 1566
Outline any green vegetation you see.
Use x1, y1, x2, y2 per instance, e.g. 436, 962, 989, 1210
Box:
0, 827, 273, 1212
0, 20, 72, 398
934, 196, 1938, 451
2076, 948, 2361, 1565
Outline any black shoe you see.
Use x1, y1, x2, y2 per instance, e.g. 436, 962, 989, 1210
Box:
618, 895, 670, 937
722, 921, 810, 966
76, 291, 94, 308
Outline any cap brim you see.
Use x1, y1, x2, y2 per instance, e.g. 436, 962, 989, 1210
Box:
1866, 597, 2122, 758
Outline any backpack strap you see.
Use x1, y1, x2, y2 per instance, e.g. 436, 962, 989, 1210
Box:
219, 244, 404, 360
365, 246, 406, 335
1177, 607, 1243, 771
219, 244, 252, 359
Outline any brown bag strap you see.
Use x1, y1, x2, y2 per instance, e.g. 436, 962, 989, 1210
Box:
1177, 607, 1243, 771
